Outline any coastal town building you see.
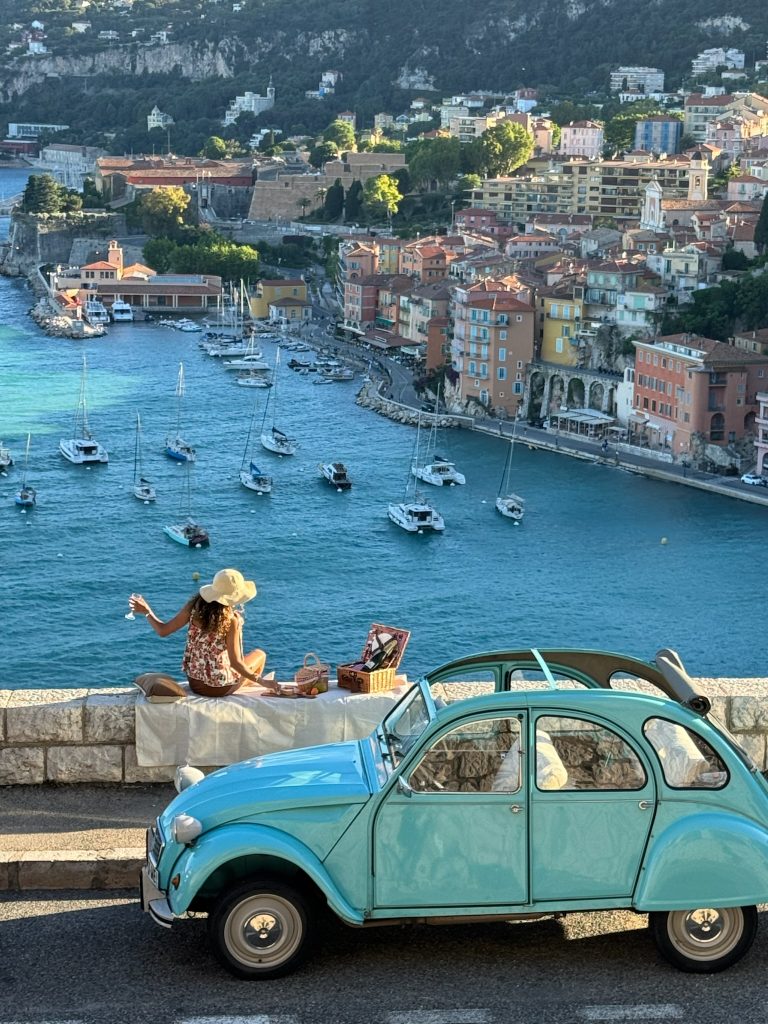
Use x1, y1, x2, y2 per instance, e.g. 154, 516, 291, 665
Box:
223, 79, 276, 126
250, 278, 308, 320
147, 106, 174, 131
754, 391, 768, 474
559, 121, 604, 160
631, 333, 767, 455
94, 156, 254, 201
634, 116, 682, 155
609, 67, 665, 94
32, 143, 107, 188
684, 93, 768, 143
691, 48, 745, 76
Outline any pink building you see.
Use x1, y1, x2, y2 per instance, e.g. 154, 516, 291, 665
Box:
559, 120, 605, 160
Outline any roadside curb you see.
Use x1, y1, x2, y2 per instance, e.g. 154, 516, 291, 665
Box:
0, 848, 143, 891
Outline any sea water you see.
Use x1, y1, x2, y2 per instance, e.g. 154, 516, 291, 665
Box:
0, 174, 765, 687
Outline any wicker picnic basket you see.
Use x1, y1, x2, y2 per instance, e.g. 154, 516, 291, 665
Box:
294, 652, 330, 694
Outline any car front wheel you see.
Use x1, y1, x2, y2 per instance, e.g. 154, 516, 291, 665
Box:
208, 879, 312, 979
651, 905, 757, 973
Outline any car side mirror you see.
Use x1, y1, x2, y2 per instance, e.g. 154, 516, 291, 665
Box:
397, 775, 414, 798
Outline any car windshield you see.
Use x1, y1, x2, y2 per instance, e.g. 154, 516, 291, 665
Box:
380, 683, 433, 769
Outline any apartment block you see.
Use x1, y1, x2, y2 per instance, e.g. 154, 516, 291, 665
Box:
609, 67, 665, 94
634, 116, 682, 154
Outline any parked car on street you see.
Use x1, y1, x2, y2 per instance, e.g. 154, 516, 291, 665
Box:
740, 472, 767, 486
141, 646, 768, 979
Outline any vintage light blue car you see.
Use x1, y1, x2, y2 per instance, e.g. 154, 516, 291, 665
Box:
140, 647, 768, 978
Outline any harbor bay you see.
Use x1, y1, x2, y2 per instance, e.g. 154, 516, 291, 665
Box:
0, 266, 765, 687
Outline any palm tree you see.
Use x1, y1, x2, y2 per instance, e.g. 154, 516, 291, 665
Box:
298, 197, 309, 219
315, 186, 328, 213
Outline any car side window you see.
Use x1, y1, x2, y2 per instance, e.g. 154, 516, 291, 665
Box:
536, 716, 646, 791
409, 717, 521, 793
643, 718, 729, 789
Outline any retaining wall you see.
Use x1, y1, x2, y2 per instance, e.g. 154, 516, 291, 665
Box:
3, 680, 768, 785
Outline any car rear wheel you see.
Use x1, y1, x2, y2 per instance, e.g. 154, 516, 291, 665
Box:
208, 879, 312, 979
651, 905, 757, 973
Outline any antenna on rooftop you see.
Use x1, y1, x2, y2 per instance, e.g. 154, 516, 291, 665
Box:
166, 126, 171, 157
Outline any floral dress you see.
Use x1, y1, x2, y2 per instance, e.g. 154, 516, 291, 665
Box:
181, 615, 240, 689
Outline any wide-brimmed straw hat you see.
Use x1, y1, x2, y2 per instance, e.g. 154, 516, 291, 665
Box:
199, 568, 257, 606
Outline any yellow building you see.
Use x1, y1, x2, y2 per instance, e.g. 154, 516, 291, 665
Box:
250, 278, 308, 320
539, 282, 585, 367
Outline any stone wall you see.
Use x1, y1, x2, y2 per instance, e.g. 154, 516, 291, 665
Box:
2, 680, 768, 786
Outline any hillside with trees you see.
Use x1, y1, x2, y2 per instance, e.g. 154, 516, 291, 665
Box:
0, 0, 766, 150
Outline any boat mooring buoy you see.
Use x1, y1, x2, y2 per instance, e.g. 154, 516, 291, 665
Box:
661, 537, 668, 545
192, 571, 200, 581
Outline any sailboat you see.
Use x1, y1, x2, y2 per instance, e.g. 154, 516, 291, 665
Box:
413, 385, 465, 486
388, 414, 445, 534
260, 349, 297, 455
222, 335, 269, 371
164, 362, 196, 462
496, 422, 525, 523
132, 413, 156, 502
0, 441, 13, 473
163, 461, 210, 547
14, 433, 36, 507
239, 391, 273, 495
59, 355, 109, 464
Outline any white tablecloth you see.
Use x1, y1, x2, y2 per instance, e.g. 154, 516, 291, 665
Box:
134, 678, 410, 767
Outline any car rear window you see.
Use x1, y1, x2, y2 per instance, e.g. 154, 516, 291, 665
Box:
643, 718, 729, 789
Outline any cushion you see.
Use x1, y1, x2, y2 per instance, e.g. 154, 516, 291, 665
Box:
133, 673, 187, 703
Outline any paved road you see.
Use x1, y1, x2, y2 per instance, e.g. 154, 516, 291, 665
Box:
3, 893, 768, 1023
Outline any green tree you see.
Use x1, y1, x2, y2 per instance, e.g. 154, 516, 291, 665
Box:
456, 173, 482, 196
308, 140, 339, 168
324, 178, 344, 220
407, 137, 461, 188
200, 135, 228, 159
480, 122, 534, 177
21, 173, 64, 213
143, 237, 178, 273
138, 186, 191, 238
755, 194, 768, 255
344, 179, 364, 222
323, 119, 356, 152
362, 174, 403, 220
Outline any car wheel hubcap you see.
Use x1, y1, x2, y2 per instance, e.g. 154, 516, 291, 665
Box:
225, 894, 302, 968
669, 908, 741, 961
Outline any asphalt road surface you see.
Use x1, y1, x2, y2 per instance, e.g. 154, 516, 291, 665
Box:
3, 894, 768, 1023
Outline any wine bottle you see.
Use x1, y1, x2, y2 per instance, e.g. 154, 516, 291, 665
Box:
363, 635, 399, 672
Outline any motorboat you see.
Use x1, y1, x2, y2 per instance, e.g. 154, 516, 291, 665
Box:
321, 367, 355, 382
387, 500, 445, 533
60, 356, 109, 464
0, 441, 13, 471
110, 300, 134, 322
164, 363, 196, 462
83, 297, 110, 326
236, 373, 272, 388
414, 455, 466, 487
175, 319, 202, 333
320, 461, 352, 491
223, 353, 270, 372
163, 520, 210, 548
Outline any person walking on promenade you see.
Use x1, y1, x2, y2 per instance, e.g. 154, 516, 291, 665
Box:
129, 568, 273, 697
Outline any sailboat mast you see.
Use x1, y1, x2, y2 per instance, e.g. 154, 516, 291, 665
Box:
175, 362, 185, 435
21, 432, 31, 487
242, 393, 259, 469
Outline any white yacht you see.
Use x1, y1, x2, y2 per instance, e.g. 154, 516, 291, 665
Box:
163, 520, 210, 547
223, 353, 270, 372
60, 356, 109, 464
164, 363, 196, 463
0, 441, 13, 471
495, 425, 525, 523
236, 373, 272, 389
319, 461, 352, 490
387, 500, 445, 533
239, 461, 273, 495
414, 455, 466, 487
110, 300, 134, 322
83, 297, 110, 326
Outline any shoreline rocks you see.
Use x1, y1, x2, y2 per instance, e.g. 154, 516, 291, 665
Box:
29, 298, 105, 340
356, 384, 461, 428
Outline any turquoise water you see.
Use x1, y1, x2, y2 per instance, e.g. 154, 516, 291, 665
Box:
0, 175, 766, 686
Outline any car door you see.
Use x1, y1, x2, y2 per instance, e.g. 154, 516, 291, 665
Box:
372, 713, 529, 909
530, 713, 656, 902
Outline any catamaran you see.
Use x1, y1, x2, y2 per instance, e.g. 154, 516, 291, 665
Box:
164, 362, 196, 462
14, 433, 36, 507
163, 461, 209, 547
388, 414, 445, 533
495, 422, 525, 523
132, 412, 156, 502
59, 355, 109, 464
260, 349, 297, 455
413, 385, 465, 486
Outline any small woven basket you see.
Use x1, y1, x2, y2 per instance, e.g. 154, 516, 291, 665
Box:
294, 652, 329, 693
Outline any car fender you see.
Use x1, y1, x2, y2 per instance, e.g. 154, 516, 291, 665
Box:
635, 811, 768, 910
168, 823, 365, 925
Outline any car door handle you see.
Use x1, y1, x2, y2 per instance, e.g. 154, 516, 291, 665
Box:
638, 800, 652, 810
509, 804, 523, 814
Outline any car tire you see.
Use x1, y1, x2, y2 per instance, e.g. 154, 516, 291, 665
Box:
208, 879, 313, 979
651, 905, 757, 973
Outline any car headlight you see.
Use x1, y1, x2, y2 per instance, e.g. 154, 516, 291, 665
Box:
171, 814, 203, 845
